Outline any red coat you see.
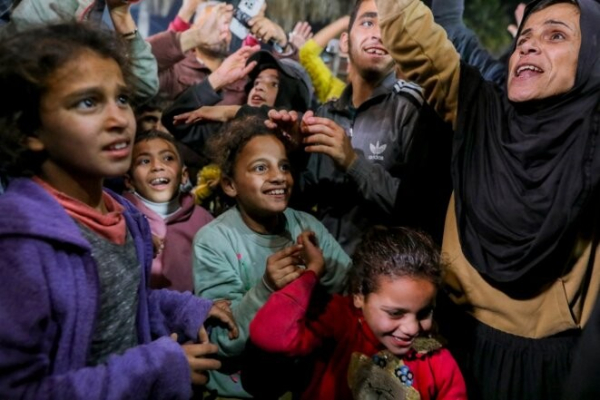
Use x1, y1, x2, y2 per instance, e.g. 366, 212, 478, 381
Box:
250, 271, 467, 399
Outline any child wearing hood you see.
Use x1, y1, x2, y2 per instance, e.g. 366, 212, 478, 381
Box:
161, 50, 313, 161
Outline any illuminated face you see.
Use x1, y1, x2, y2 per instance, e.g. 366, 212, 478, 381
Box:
354, 275, 436, 356
507, 3, 581, 102
247, 68, 280, 107
223, 135, 293, 233
346, 0, 394, 82
127, 138, 186, 203
30, 50, 135, 183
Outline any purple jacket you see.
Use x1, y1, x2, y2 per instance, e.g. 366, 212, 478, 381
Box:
0, 178, 213, 399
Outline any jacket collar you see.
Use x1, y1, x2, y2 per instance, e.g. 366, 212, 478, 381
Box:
331, 72, 398, 114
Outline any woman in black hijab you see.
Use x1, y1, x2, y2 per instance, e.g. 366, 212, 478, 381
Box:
374, 0, 600, 398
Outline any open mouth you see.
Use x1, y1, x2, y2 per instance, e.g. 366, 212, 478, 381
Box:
364, 46, 388, 56
105, 140, 129, 151
104, 140, 131, 158
250, 94, 265, 103
390, 335, 413, 347
264, 188, 286, 196
515, 64, 543, 77
149, 177, 171, 187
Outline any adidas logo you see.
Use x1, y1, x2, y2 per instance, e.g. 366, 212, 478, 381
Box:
368, 141, 387, 161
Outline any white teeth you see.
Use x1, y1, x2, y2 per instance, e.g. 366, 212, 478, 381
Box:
267, 189, 285, 195
109, 142, 127, 150
150, 178, 169, 185
366, 48, 386, 55
516, 65, 542, 76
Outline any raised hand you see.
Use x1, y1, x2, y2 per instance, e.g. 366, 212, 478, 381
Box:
180, 3, 234, 53
507, 3, 526, 38
173, 105, 241, 125
177, 0, 205, 24
263, 244, 305, 291
208, 45, 260, 91
288, 21, 313, 49
297, 231, 325, 278
248, 16, 288, 48
301, 113, 357, 171
265, 109, 308, 148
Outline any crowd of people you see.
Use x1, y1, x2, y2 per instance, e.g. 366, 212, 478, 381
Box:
0, 0, 598, 399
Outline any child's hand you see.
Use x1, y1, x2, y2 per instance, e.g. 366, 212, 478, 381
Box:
297, 231, 325, 278
265, 109, 309, 149
207, 300, 239, 340
171, 328, 221, 386
263, 244, 305, 290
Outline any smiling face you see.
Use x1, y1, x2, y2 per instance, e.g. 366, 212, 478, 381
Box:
28, 50, 135, 185
354, 275, 436, 356
222, 134, 293, 233
344, 0, 394, 82
507, 3, 581, 102
127, 138, 186, 203
247, 68, 280, 108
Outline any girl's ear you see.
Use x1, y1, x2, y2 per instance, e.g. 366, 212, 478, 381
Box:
25, 135, 45, 152
353, 293, 365, 309
180, 166, 189, 186
221, 175, 238, 198
123, 174, 135, 192
340, 32, 349, 55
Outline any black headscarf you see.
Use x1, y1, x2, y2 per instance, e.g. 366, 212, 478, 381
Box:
453, 0, 600, 294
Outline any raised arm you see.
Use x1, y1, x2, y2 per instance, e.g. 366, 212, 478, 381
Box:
298, 16, 349, 103
431, 0, 506, 86
375, 0, 460, 127
107, 0, 159, 101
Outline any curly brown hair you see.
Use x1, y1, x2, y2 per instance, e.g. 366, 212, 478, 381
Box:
348, 226, 444, 296
208, 115, 292, 179
0, 22, 134, 177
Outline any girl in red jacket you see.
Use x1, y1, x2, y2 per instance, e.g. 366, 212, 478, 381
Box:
250, 226, 467, 399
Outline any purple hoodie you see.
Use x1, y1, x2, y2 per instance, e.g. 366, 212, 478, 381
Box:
0, 178, 213, 399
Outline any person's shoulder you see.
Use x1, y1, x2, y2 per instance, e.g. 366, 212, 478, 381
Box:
0, 178, 88, 248
194, 208, 238, 240
390, 79, 426, 107
284, 208, 323, 229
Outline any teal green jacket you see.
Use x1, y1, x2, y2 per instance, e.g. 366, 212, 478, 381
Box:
193, 206, 352, 398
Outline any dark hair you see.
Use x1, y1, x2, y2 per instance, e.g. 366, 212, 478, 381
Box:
134, 129, 181, 156
517, 0, 580, 39
134, 93, 170, 116
348, 0, 368, 34
348, 226, 444, 296
208, 115, 291, 178
0, 22, 133, 176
